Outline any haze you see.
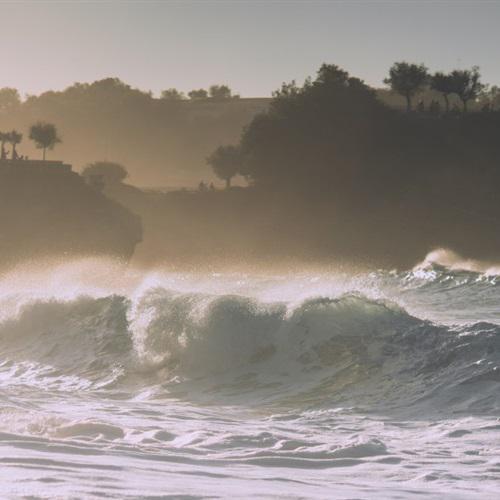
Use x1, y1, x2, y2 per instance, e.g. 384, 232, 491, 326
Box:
2, 0, 500, 98
2, 1, 500, 499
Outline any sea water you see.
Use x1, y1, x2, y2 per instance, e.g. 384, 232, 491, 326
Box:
0, 254, 499, 499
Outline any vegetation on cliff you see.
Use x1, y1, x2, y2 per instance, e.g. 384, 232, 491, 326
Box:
128, 62, 500, 268
0, 79, 267, 186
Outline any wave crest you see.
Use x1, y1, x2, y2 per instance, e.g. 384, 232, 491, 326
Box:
0, 276, 498, 415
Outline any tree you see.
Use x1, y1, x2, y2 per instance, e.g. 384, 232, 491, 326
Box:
160, 88, 185, 100
208, 85, 234, 100
479, 85, 500, 111
0, 131, 9, 158
8, 130, 22, 159
81, 161, 128, 185
384, 62, 429, 111
0, 88, 21, 112
29, 122, 61, 160
430, 72, 455, 113
240, 63, 384, 188
450, 66, 485, 112
206, 145, 241, 188
187, 89, 208, 100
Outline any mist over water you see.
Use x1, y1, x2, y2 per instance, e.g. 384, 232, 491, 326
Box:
0, 254, 499, 498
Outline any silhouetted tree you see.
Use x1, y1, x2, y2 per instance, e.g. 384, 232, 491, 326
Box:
81, 161, 128, 185
0, 88, 21, 112
188, 89, 208, 100
29, 122, 61, 160
239, 63, 384, 188
0, 131, 10, 159
450, 66, 485, 112
160, 88, 185, 100
384, 62, 428, 111
479, 85, 500, 111
430, 72, 455, 113
209, 85, 236, 100
8, 130, 22, 159
207, 145, 241, 188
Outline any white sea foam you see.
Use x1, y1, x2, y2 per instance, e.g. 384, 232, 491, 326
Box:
0, 258, 499, 498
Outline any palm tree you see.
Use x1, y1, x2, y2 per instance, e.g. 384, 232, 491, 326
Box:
8, 130, 23, 159
29, 122, 61, 160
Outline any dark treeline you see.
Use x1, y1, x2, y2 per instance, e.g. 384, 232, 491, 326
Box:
0, 69, 496, 188
197, 63, 500, 267
105, 63, 500, 269
380, 62, 500, 112
161, 84, 240, 101
213, 63, 500, 188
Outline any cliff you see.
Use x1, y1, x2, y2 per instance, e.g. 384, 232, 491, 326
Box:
0, 160, 142, 268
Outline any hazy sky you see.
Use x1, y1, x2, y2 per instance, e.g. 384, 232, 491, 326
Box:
2, 0, 500, 98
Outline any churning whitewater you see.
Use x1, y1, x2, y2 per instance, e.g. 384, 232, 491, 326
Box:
0, 254, 499, 499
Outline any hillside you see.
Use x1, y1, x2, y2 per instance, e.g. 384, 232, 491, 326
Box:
0, 80, 269, 187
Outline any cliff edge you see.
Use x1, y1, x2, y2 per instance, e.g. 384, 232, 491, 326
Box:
0, 160, 142, 268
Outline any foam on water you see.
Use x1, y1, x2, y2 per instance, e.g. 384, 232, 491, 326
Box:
0, 254, 499, 498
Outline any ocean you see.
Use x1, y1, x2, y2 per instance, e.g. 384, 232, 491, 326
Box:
0, 252, 499, 499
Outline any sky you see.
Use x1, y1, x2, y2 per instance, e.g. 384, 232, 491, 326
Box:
2, 0, 500, 98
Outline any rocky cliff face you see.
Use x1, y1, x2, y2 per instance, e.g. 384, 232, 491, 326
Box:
0, 161, 142, 268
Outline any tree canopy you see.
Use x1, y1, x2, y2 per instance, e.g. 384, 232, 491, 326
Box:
161, 88, 185, 100
209, 85, 239, 100
238, 64, 386, 189
29, 122, 61, 160
430, 72, 455, 112
7, 130, 22, 159
449, 67, 485, 112
384, 62, 428, 111
206, 145, 241, 187
188, 89, 208, 100
81, 161, 129, 185
0, 88, 21, 112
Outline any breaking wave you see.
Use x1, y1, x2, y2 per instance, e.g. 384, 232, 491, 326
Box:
2, 257, 500, 498
1, 259, 499, 417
